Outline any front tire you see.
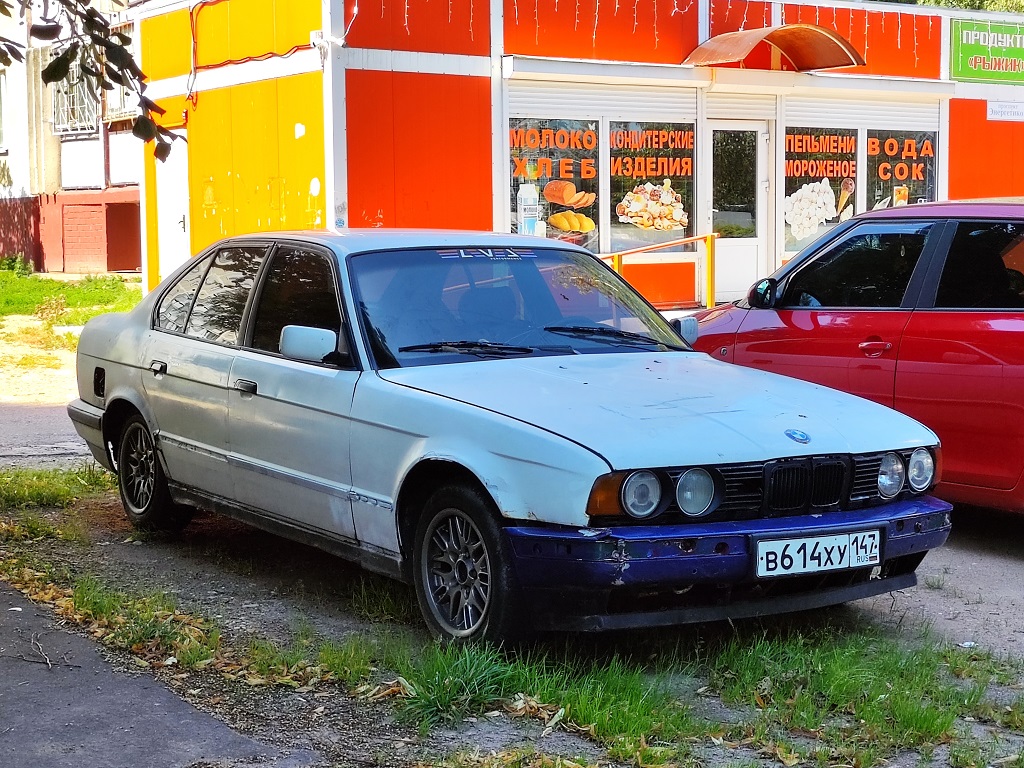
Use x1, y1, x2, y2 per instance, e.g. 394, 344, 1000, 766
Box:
413, 484, 526, 643
116, 415, 191, 532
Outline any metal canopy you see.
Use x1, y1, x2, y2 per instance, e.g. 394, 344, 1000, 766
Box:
682, 24, 866, 72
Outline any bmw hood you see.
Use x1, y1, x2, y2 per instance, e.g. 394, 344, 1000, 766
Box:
377, 352, 939, 470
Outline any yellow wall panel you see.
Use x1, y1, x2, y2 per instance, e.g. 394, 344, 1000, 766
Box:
195, 0, 231, 69
230, 0, 275, 62
186, 72, 325, 253
143, 143, 160, 291
276, 73, 327, 230
274, 0, 322, 54
140, 10, 192, 81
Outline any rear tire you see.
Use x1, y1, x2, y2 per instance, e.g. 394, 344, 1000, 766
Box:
413, 484, 527, 643
116, 415, 192, 532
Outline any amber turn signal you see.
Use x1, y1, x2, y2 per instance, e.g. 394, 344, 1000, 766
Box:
586, 472, 627, 517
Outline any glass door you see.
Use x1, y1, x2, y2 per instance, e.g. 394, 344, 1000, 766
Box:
709, 121, 769, 303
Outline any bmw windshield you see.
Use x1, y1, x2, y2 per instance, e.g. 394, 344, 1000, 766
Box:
348, 245, 687, 368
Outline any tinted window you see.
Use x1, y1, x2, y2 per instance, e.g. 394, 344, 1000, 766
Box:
155, 257, 208, 333
250, 248, 343, 353
781, 222, 933, 308
935, 221, 1024, 309
350, 247, 682, 368
185, 247, 267, 344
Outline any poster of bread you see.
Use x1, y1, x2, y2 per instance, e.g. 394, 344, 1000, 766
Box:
509, 118, 599, 250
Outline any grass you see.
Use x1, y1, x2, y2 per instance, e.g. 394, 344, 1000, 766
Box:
0, 272, 141, 321
0, 465, 116, 510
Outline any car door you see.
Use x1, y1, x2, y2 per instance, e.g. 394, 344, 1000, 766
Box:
143, 244, 269, 498
226, 243, 359, 540
733, 220, 940, 408
896, 219, 1024, 491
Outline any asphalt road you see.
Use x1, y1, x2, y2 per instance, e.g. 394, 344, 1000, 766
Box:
0, 403, 92, 469
0, 584, 321, 768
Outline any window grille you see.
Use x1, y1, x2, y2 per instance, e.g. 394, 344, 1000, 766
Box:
53, 57, 98, 134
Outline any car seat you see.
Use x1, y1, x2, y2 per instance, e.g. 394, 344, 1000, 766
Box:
457, 286, 522, 342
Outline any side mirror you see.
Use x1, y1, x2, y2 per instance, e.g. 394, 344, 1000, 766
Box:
280, 325, 342, 364
669, 316, 699, 346
747, 278, 778, 309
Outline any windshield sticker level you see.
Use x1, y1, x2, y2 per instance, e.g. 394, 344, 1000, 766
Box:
437, 248, 538, 260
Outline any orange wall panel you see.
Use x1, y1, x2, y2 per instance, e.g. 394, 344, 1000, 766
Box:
503, 0, 699, 64
949, 99, 1024, 200
140, 9, 192, 81
710, 0, 771, 36
346, 70, 492, 230
781, 4, 941, 80
344, 0, 488, 56
620, 262, 697, 308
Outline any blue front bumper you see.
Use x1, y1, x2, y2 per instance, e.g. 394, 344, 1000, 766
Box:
504, 495, 952, 631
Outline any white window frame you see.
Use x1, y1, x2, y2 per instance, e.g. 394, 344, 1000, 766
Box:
53, 55, 99, 135
0, 69, 6, 151
102, 23, 137, 123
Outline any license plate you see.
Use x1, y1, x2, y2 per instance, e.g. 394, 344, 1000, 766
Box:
756, 530, 880, 578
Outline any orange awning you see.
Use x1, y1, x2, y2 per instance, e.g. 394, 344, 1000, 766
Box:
682, 24, 865, 72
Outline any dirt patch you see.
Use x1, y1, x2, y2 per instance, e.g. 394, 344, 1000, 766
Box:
0, 315, 78, 405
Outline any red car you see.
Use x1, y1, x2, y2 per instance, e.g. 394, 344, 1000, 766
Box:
694, 200, 1024, 512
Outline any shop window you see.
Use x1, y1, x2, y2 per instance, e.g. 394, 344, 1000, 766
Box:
866, 130, 937, 211
53, 57, 98, 134
783, 128, 857, 250
509, 118, 600, 251
610, 121, 695, 254
780, 222, 933, 309
936, 222, 1024, 309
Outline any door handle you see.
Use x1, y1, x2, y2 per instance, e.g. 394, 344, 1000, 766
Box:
149, 360, 167, 375
858, 341, 892, 357
233, 379, 258, 395
178, 215, 186, 232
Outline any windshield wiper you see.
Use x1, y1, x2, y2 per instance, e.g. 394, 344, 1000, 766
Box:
398, 340, 537, 356
543, 325, 689, 351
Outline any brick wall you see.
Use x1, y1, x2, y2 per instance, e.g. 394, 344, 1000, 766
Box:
63, 205, 108, 273
0, 197, 41, 268
38, 188, 141, 273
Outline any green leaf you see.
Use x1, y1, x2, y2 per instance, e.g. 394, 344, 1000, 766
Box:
29, 23, 63, 41
132, 115, 159, 142
139, 95, 166, 116
154, 140, 173, 162
41, 51, 72, 84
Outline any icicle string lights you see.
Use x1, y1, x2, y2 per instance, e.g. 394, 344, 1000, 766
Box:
575, 0, 580, 30
741, 0, 748, 32
592, 0, 598, 46
632, 0, 639, 33
536, 0, 539, 44
404, 0, 409, 33
653, 0, 658, 47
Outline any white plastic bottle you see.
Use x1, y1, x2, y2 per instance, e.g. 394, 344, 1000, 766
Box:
516, 183, 539, 236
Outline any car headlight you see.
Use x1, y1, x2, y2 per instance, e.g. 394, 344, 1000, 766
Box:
676, 468, 716, 517
878, 453, 906, 498
621, 470, 662, 519
907, 448, 935, 492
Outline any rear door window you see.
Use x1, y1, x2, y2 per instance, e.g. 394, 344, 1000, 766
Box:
781, 222, 934, 309
934, 221, 1024, 309
155, 256, 209, 333
185, 246, 268, 345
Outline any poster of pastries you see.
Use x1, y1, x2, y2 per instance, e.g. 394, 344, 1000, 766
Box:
609, 121, 695, 254
866, 130, 937, 213
509, 118, 600, 251
783, 128, 858, 251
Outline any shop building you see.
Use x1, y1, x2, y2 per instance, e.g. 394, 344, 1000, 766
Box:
136, 0, 1024, 304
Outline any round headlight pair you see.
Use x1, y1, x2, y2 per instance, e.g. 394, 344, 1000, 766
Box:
878, 448, 934, 498
621, 468, 717, 519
